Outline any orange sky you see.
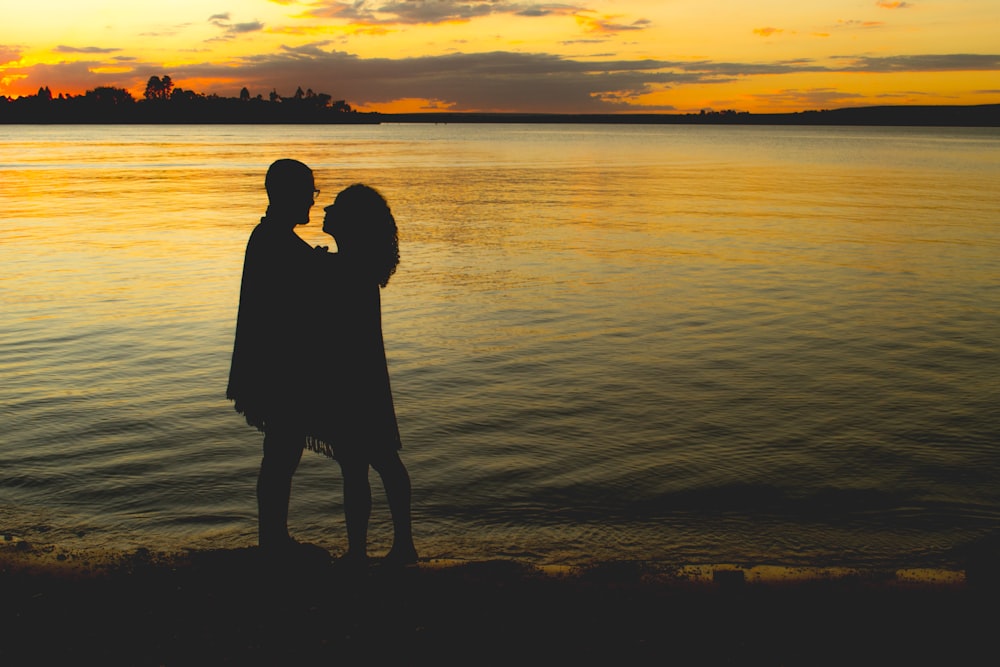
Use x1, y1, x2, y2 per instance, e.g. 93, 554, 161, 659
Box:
2, 1, 999, 113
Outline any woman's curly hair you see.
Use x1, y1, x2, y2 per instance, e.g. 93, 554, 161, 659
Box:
333, 183, 400, 287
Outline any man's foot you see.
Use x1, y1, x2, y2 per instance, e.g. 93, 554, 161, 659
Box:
259, 534, 291, 561
260, 538, 331, 566
333, 550, 369, 571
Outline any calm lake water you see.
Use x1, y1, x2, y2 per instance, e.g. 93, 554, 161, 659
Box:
1, 123, 999, 571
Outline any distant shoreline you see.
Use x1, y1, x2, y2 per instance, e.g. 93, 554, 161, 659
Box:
1, 103, 997, 126
379, 104, 1000, 127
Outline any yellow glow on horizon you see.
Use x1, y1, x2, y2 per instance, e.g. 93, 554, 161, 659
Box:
356, 98, 457, 114
89, 66, 135, 75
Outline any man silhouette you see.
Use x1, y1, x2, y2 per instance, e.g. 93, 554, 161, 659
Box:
227, 159, 319, 555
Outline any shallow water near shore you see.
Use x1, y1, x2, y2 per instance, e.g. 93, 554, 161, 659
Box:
1, 123, 999, 570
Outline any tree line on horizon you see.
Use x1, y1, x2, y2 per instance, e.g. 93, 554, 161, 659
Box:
0, 75, 375, 124
3, 75, 997, 126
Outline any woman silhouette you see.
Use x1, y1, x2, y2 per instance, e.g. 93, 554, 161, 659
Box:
312, 184, 417, 566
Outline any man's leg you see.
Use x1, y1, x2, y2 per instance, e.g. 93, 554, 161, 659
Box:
337, 453, 372, 561
257, 424, 304, 549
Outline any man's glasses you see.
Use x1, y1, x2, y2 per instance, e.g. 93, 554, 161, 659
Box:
313, 189, 321, 201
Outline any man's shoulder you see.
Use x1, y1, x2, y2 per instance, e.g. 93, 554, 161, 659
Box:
246, 218, 273, 243
247, 220, 310, 250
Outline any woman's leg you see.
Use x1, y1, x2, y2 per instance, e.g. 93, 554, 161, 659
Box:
370, 450, 417, 563
337, 453, 372, 560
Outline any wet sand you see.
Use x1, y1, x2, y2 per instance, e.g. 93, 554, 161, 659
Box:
1, 540, 992, 666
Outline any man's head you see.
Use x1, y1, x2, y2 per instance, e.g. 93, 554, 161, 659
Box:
265, 159, 316, 225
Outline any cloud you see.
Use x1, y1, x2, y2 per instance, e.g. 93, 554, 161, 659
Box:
517, 5, 581, 18
296, 2, 650, 40
140, 23, 197, 38
377, 0, 501, 23
836, 54, 1000, 72
739, 87, 868, 110
208, 13, 265, 39
54, 45, 122, 54
233, 21, 266, 33
681, 59, 827, 77
1, 60, 126, 95
1, 45, 23, 65
577, 15, 652, 34
304, 1, 586, 25
876, 1, 911, 8
753, 27, 782, 37
836, 19, 884, 29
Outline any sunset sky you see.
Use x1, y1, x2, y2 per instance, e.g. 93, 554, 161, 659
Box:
2, 0, 998, 113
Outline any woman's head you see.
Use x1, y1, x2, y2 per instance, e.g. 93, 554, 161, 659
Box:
323, 184, 400, 287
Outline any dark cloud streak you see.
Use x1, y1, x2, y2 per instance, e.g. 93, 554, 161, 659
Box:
207, 13, 264, 40
306, 1, 589, 25
837, 54, 1000, 71
54, 45, 121, 54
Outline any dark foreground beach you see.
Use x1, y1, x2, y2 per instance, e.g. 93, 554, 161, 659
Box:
1, 538, 995, 666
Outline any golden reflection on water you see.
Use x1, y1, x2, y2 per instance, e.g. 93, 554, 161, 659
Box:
1, 124, 999, 565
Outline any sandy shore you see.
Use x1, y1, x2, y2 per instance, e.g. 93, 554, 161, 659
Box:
1, 539, 993, 666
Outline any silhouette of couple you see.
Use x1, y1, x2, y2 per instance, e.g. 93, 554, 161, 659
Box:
226, 159, 416, 566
